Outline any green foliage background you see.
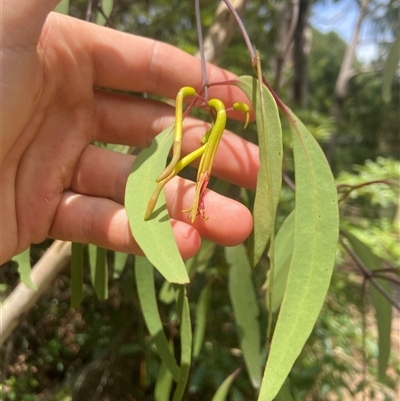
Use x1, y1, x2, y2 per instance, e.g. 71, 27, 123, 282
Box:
1, 0, 399, 400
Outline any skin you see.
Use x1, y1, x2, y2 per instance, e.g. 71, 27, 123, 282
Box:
1, 0, 260, 264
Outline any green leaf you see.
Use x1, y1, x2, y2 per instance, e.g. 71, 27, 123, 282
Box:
342, 231, 392, 380
113, 251, 128, 278
172, 286, 192, 401
159, 238, 216, 305
154, 344, 174, 401
95, 0, 113, 26
258, 108, 339, 401
71, 243, 84, 308
211, 367, 241, 401
125, 124, 189, 284
266, 211, 295, 312
226, 244, 261, 389
89, 245, 108, 300
135, 256, 181, 381
274, 380, 294, 401
54, 0, 69, 14
235, 75, 283, 267
13, 248, 36, 291
382, 35, 400, 103
193, 284, 211, 359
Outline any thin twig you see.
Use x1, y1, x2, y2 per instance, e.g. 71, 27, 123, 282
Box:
221, 0, 255, 64
195, 0, 209, 100
86, 0, 93, 22
339, 237, 400, 311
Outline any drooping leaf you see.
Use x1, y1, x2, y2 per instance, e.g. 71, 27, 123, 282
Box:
211, 367, 241, 401
226, 244, 261, 389
382, 35, 400, 103
113, 251, 128, 279
154, 343, 174, 401
266, 211, 295, 312
258, 108, 339, 401
71, 242, 84, 308
342, 231, 392, 380
274, 380, 295, 401
159, 239, 216, 305
54, 0, 69, 14
125, 125, 189, 284
193, 284, 211, 359
135, 256, 180, 381
13, 248, 36, 291
172, 286, 192, 401
95, 0, 113, 26
89, 245, 108, 300
235, 75, 283, 267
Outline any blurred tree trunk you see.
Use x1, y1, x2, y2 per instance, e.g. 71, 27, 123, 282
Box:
326, 0, 370, 165
293, 0, 311, 105
195, 0, 248, 64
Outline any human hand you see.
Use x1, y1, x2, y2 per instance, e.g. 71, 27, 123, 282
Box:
1, 0, 259, 264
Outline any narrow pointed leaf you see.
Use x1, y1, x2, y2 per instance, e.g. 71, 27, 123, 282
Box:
54, 0, 69, 14
95, 0, 113, 26
172, 286, 192, 401
226, 244, 261, 389
89, 245, 108, 300
342, 231, 392, 380
135, 256, 180, 381
154, 344, 174, 401
193, 284, 211, 359
113, 251, 128, 278
211, 367, 241, 401
274, 380, 295, 401
13, 248, 36, 291
71, 242, 84, 308
125, 125, 189, 284
266, 211, 295, 312
258, 109, 339, 401
235, 76, 283, 267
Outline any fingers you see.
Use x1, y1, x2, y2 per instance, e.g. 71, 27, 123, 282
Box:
49, 191, 201, 260
71, 132, 257, 204
93, 90, 175, 148
164, 176, 253, 247
47, 13, 249, 107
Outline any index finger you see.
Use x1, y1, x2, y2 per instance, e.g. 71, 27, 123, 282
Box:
48, 12, 249, 106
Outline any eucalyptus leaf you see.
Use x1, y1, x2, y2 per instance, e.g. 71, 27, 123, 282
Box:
258, 108, 339, 401
342, 231, 392, 380
154, 344, 174, 401
172, 286, 192, 401
125, 124, 189, 284
95, 0, 113, 26
71, 243, 84, 309
211, 367, 241, 401
54, 0, 69, 14
266, 211, 295, 312
113, 251, 128, 279
135, 256, 180, 381
89, 246, 108, 301
235, 76, 283, 267
193, 284, 211, 359
226, 244, 261, 389
13, 248, 36, 291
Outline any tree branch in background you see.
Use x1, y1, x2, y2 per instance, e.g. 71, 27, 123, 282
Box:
273, 0, 300, 92
0, 241, 72, 346
326, 0, 371, 165
196, 0, 249, 65
339, 237, 400, 312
